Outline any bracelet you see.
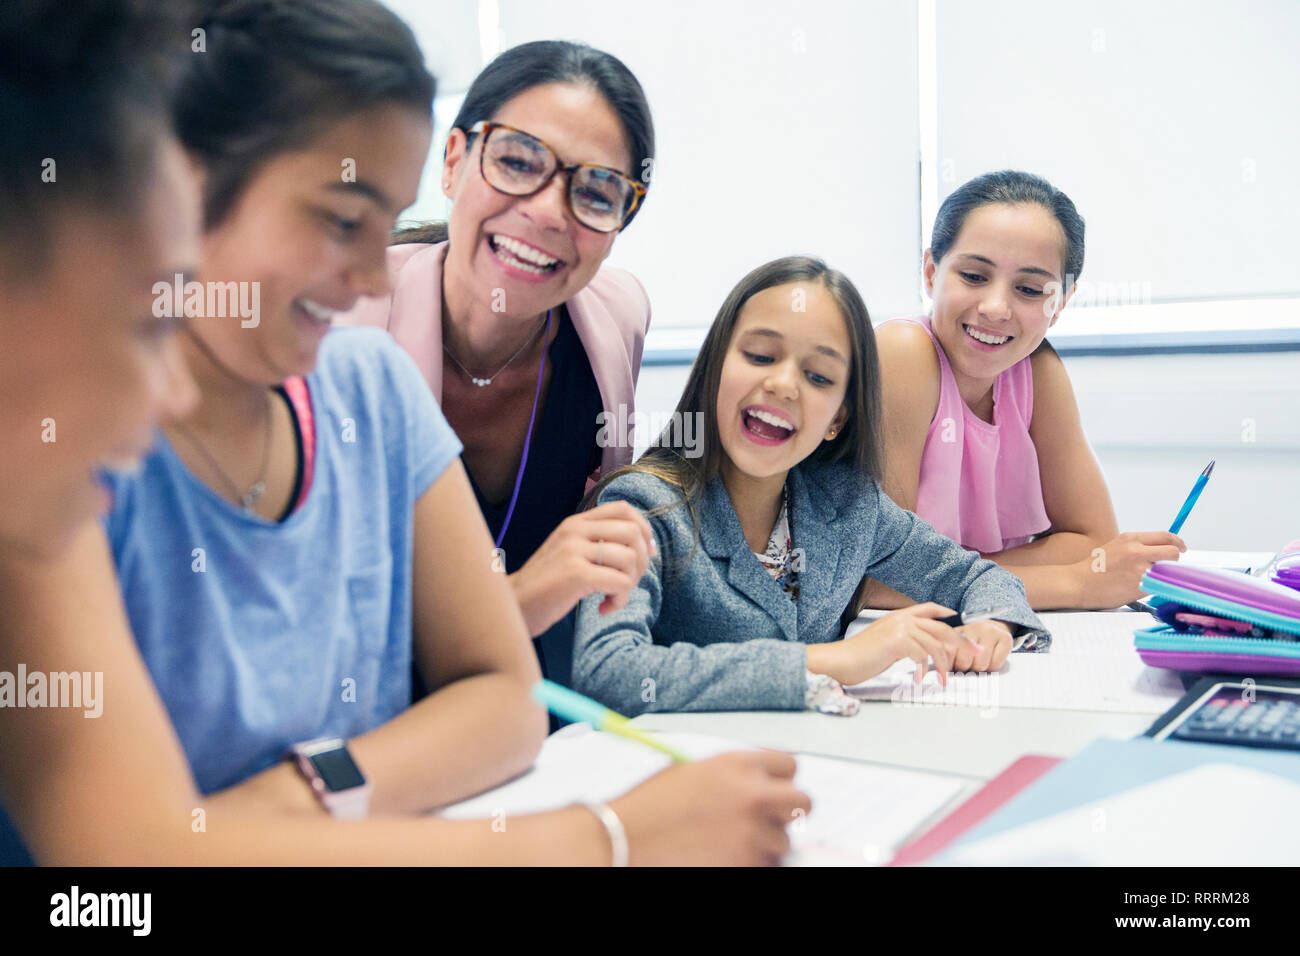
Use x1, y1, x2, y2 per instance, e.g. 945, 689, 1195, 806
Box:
582, 801, 629, 867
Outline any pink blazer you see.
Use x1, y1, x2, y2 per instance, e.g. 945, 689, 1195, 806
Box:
337, 241, 651, 483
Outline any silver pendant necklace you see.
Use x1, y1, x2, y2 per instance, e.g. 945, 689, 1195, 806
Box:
443, 315, 548, 387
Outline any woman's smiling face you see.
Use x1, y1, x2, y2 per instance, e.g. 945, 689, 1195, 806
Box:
716, 281, 851, 484
925, 202, 1070, 387
441, 82, 633, 319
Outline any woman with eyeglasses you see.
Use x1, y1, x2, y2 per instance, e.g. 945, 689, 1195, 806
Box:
341, 42, 657, 688
1, 0, 807, 867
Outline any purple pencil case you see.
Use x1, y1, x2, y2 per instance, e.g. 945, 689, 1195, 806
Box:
1270, 540, 1300, 591
1134, 561, 1300, 676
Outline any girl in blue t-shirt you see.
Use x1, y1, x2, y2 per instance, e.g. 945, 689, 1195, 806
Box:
0, 0, 806, 866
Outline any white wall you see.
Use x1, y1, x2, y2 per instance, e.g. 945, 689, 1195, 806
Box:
390, 1, 1300, 328
1064, 350, 1300, 549
392, 0, 924, 325
383, 0, 480, 93
934, 0, 1300, 307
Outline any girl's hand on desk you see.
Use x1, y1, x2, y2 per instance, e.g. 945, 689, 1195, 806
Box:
809, 603, 971, 687
608, 750, 811, 866
953, 620, 1013, 672
509, 501, 657, 635
1071, 531, 1186, 608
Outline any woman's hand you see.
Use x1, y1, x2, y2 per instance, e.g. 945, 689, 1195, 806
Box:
509, 501, 657, 636
1070, 531, 1186, 608
807, 603, 975, 687
608, 750, 811, 866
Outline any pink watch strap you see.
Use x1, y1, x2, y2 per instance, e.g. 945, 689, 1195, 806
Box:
320, 785, 371, 820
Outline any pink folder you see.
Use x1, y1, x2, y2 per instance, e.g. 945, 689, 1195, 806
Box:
887, 755, 1062, 866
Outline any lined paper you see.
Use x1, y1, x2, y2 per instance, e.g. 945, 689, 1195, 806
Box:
843, 612, 1186, 714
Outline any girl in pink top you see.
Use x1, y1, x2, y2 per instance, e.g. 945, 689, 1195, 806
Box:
875, 171, 1185, 611
888, 314, 1047, 554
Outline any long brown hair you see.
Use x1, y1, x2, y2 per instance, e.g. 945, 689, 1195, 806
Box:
582, 255, 883, 563
175, 0, 435, 230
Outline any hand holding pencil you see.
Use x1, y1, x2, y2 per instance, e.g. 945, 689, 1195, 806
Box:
1123, 460, 1215, 612
1079, 531, 1187, 608
531, 680, 811, 866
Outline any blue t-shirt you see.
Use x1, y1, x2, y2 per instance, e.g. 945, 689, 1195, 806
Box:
0, 326, 461, 861
112, 327, 461, 793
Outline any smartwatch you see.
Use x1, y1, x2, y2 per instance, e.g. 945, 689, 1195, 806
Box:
290, 737, 371, 819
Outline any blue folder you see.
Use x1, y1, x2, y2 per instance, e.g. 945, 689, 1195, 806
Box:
933, 735, 1300, 862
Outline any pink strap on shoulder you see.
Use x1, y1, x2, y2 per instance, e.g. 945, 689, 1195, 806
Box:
282, 376, 315, 511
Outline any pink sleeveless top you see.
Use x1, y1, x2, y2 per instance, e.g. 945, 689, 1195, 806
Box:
892, 317, 1050, 554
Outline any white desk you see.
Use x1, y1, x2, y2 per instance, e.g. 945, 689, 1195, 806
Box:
628, 704, 1154, 781
628, 608, 1177, 783
625, 552, 1287, 862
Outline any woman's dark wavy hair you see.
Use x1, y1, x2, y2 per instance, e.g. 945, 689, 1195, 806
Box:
175, 0, 436, 229
392, 39, 654, 245
582, 255, 882, 567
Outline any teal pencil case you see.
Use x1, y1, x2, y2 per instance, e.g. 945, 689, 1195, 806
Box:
1135, 561, 1300, 676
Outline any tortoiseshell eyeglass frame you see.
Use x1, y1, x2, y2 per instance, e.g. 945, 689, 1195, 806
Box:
468, 120, 647, 233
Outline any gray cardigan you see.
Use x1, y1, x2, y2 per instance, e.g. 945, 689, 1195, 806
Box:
572, 460, 1044, 715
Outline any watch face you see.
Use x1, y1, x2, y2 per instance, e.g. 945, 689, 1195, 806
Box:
309, 747, 365, 792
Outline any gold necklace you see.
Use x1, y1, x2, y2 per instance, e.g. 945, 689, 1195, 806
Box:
173, 390, 274, 513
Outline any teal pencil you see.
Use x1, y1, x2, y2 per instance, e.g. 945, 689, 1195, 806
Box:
531, 679, 693, 763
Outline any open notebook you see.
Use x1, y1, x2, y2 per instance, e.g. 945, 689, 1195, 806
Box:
843, 612, 1186, 714
438, 724, 972, 865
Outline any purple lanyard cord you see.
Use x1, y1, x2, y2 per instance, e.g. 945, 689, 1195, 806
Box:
494, 307, 552, 549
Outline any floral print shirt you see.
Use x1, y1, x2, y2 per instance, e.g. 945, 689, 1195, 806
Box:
753, 484, 858, 716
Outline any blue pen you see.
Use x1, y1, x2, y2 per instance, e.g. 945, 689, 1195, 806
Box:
1169, 460, 1215, 535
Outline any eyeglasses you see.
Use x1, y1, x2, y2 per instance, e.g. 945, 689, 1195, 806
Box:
468, 120, 647, 233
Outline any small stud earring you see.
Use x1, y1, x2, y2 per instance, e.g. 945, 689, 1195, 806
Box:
827, 428, 838, 439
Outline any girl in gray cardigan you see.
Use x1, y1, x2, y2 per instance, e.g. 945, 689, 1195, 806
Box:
573, 256, 1045, 716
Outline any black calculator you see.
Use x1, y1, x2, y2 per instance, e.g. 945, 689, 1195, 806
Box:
1155, 681, 1300, 751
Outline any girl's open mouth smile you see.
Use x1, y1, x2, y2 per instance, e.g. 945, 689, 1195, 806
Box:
962, 323, 1014, 351
740, 405, 796, 446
